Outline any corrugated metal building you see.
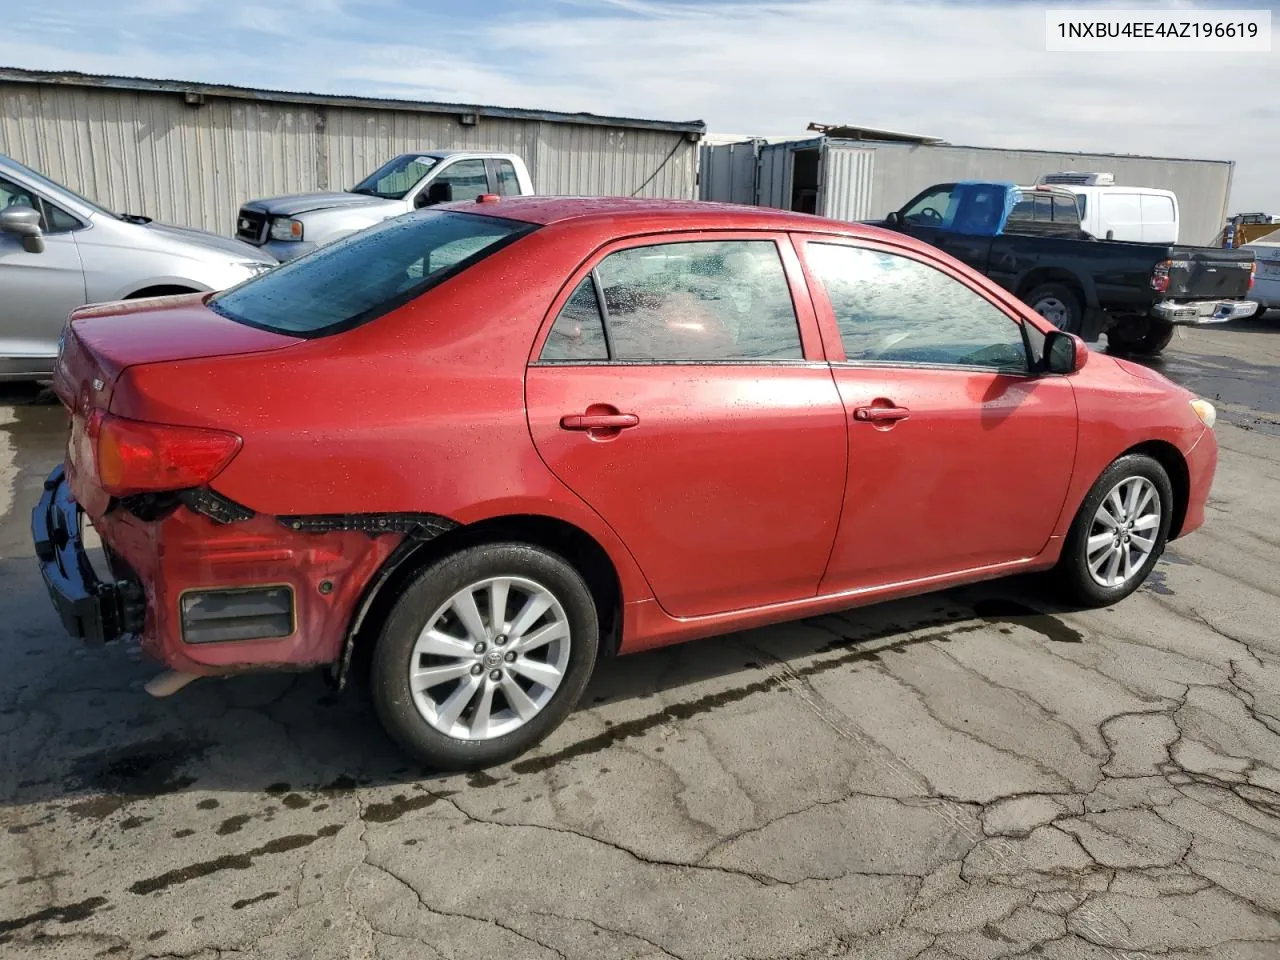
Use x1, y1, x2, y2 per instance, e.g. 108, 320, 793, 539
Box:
0, 68, 705, 236
701, 126, 1235, 246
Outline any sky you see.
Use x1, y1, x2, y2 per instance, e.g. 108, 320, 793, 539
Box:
1, 0, 1278, 213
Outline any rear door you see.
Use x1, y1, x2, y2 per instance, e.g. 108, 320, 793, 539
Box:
1140, 193, 1178, 243
795, 235, 1078, 592
0, 175, 86, 368
525, 232, 848, 618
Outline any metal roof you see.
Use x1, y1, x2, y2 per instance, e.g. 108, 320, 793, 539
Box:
0, 66, 707, 137
806, 122, 945, 144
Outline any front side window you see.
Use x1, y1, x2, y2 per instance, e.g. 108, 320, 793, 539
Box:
210, 210, 533, 336
0, 176, 78, 234
576, 240, 801, 362
805, 243, 1027, 372
350, 155, 440, 200
0, 176, 39, 217
2, 158, 113, 219
432, 160, 490, 203
901, 186, 955, 227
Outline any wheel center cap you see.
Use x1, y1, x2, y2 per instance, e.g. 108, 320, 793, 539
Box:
484, 650, 504, 669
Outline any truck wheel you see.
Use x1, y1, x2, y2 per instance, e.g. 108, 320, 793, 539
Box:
370, 543, 599, 770
1107, 320, 1175, 357
1054, 454, 1173, 608
1024, 283, 1083, 333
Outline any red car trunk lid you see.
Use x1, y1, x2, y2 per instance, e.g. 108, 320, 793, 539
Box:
53, 294, 303, 514
58, 294, 302, 400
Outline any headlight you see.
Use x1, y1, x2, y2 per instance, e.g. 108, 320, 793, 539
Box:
238, 261, 273, 277
269, 217, 304, 241
1190, 398, 1217, 429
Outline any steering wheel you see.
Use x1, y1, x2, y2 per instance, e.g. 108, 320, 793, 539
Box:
914, 206, 943, 225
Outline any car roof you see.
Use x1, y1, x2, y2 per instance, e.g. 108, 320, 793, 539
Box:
439, 195, 882, 235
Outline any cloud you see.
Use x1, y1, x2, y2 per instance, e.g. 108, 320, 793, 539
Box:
2, 0, 1277, 212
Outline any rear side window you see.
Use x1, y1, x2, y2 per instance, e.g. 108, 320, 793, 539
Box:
1052, 195, 1078, 223
539, 240, 802, 363
210, 211, 533, 336
496, 161, 522, 196
542, 278, 609, 361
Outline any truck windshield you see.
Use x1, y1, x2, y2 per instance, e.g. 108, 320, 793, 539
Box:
350, 154, 441, 199
209, 210, 535, 336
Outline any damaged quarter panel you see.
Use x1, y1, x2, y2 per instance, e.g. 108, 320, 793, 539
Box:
94, 226, 653, 673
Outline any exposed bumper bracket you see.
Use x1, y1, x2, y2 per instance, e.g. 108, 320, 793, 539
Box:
32, 465, 145, 646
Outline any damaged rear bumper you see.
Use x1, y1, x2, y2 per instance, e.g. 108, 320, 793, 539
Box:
32, 465, 144, 645
32, 464, 457, 678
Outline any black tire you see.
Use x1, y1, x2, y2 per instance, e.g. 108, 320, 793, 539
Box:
1107, 319, 1175, 357
370, 543, 599, 770
1024, 283, 1083, 334
1054, 454, 1174, 608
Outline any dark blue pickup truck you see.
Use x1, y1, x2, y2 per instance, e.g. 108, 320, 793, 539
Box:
873, 181, 1258, 355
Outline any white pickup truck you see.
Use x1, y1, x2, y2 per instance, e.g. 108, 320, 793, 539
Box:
234, 151, 535, 262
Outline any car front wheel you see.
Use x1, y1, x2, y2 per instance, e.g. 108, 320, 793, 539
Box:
1054, 454, 1173, 608
370, 543, 599, 770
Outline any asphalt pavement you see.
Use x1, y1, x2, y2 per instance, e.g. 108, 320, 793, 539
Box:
1, 319, 1279, 960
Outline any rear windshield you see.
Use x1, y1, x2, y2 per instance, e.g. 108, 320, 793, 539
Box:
209, 210, 534, 336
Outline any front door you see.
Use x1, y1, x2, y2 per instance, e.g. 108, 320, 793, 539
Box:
796, 236, 1078, 592
0, 175, 85, 369
525, 233, 847, 618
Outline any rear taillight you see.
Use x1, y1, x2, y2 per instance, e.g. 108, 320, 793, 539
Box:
94, 413, 242, 497
1249, 261, 1256, 291
1151, 259, 1172, 294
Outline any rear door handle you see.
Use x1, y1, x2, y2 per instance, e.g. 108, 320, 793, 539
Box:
560, 413, 640, 431
853, 405, 910, 423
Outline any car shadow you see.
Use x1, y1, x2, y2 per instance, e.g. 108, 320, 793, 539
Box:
0, 565, 1105, 813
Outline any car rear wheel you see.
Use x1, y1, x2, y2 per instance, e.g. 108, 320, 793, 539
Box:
1054, 454, 1173, 608
1024, 283, 1083, 334
370, 543, 599, 770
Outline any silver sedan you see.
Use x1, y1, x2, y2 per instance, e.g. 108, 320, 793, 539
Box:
0, 153, 276, 381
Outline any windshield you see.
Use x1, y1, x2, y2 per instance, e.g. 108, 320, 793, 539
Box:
2, 155, 116, 219
350, 154, 441, 199
209, 210, 534, 336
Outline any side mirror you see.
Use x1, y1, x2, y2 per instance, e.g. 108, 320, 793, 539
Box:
0, 206, 45, 253
885, 210, 903, 227
1044, 330, 1088, 375
1105, 229, 1114, 240
416, 181, 453, 208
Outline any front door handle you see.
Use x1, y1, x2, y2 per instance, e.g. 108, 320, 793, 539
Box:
853, 405, 910, 423
560, 413, 640, 431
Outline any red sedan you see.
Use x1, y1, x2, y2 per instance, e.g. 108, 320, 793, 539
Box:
35, 197, 1218, 770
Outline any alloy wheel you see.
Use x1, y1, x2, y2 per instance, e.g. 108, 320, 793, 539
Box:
407, 576, 571, 741
1085, 476, 1162, 588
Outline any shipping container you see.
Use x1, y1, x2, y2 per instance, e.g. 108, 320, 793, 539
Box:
701, 130, 1235, 246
